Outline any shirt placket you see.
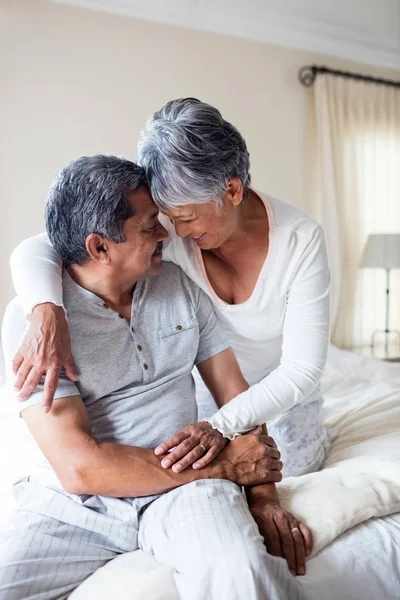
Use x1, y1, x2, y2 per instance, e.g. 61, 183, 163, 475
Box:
128, 288, 151, 384
101, 297, 151, 384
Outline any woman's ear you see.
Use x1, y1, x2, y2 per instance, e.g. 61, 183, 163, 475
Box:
85, 233, 111, 263
225, 178, 244, 207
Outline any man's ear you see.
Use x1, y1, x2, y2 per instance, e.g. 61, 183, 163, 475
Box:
85, 233, 111, 264
225, 178, 244, 207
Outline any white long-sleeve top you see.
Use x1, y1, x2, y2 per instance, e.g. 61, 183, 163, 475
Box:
10, 191, 330, 438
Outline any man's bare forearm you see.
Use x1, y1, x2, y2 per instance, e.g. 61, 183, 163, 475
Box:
246, 482, 280, 505
70, 441, 227, 497
22, 396, 277, 498
68, 433, 276, 497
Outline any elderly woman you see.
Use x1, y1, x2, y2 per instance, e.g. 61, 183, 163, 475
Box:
9, 98, 330, 576
137, 100, 331, 479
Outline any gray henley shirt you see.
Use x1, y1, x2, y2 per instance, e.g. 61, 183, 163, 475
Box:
2, 262, 230, 492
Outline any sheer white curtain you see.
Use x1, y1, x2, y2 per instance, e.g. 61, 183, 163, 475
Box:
313, 74, 400, 348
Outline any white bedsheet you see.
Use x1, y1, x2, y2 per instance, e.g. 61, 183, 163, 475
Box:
1, 345, 400, 599
279, 344, 400, 556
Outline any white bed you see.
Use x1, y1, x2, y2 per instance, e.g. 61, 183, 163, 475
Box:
1, 345, 400, 599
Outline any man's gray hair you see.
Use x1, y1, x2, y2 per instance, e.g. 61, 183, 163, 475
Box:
137, 98, 251, 211
45, 155, 146, 266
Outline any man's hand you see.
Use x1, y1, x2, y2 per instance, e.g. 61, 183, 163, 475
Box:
12, 303, 78, 413
248, 498, 313, 576
215, 433, 283, 487
243, 423, 312, 575
155, 421, 228, 472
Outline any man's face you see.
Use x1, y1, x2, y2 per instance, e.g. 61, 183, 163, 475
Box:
108, 186, 168, 281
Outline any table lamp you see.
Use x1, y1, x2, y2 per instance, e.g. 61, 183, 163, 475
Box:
360, 233, 400, 355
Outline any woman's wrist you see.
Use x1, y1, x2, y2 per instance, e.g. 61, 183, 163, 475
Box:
28, 302, 66, 321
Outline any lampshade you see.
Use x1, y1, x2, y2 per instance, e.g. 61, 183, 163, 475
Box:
360, 234, 400, 269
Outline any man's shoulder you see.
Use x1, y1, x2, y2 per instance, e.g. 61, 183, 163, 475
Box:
141, 262, 205, 318
159, 261, 187, 279
150, 262, 200, 296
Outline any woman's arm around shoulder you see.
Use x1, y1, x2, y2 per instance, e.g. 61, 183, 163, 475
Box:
9, 233, 76, 411
10, 232, 64, 314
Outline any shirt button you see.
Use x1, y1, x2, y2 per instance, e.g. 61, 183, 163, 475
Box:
137, 345, 142, 351
176, 325, 183, 331
118, 314, 124, 319
143, 364, 148, 370
103, 304, 108, 309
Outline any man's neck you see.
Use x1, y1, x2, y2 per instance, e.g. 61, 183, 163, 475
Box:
67, 264, 136, 317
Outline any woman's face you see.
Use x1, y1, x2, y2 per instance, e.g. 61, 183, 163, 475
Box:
163, 179, 243, 250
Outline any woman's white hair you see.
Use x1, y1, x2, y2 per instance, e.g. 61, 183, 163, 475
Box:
137, 98, 251, 212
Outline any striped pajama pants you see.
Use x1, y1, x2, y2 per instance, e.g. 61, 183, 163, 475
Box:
0, 477, 306, 600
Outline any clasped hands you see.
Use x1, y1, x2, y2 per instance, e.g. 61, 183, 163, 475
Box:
155, 421, 281, 476
155, 421, 312, 576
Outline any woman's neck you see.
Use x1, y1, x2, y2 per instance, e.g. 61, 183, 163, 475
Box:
208, 189, 269, 265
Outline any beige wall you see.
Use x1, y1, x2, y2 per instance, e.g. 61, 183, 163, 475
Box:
1, 0, 399, 318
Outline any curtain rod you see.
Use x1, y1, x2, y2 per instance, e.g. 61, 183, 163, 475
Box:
298, 65, 400, 88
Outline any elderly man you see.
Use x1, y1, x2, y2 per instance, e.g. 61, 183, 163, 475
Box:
1, 156, 305, 600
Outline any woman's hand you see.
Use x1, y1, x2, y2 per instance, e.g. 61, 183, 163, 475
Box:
249, 499, 313, 576
155, 421, 229, 472
12, 303, 78, 413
